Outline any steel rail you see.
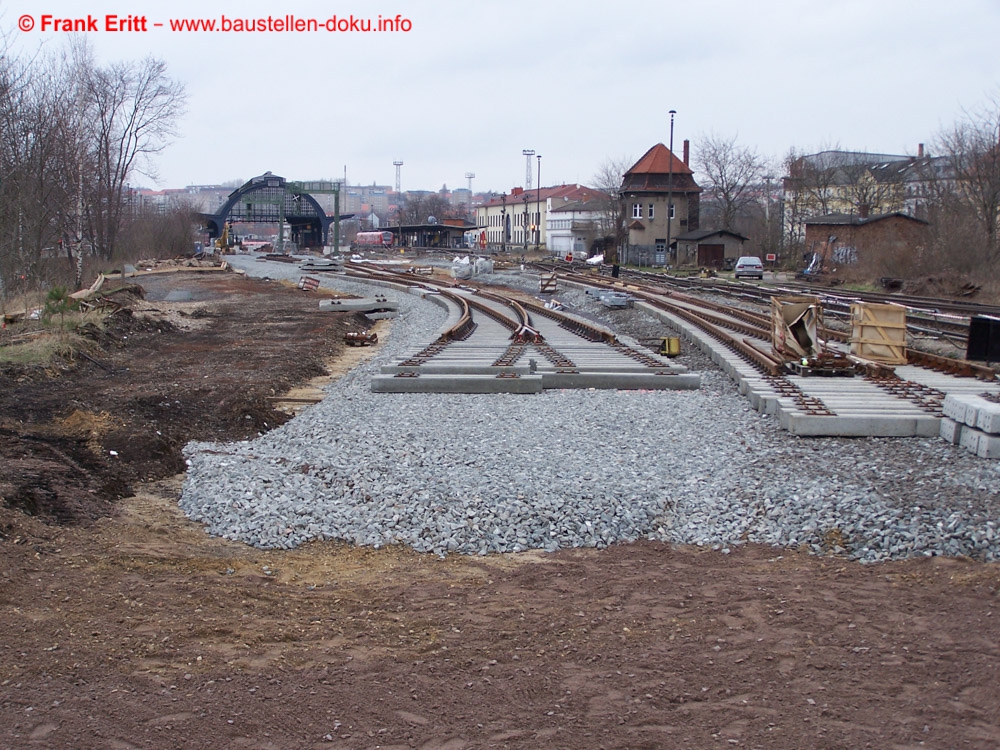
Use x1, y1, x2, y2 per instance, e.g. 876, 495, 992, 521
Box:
556, 268, 996, 381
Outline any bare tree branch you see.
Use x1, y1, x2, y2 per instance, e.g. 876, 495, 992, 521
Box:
934, 92, 1000, 264
695, 132, 766, 230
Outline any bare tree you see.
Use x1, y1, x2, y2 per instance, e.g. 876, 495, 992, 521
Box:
846, 165, 905, 215
0, 39, 187, 302
0, 48, 79, 296
118, 199, 199, 259
591, 155, 631, 263
75, 48, 186, 260
695, 132, 767, 230
935, 93, 1000, 265
396, 193, 451, 225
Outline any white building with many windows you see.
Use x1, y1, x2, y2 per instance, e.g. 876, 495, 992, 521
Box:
475, 184, 606, 253
546, 199, 607, 259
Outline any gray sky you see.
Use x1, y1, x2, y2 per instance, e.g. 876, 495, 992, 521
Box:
5, 0, 1000, 193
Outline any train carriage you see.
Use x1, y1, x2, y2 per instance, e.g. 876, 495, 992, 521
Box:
353, 231, 394, 250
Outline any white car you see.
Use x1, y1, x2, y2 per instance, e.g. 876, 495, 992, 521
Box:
733, 256, 764, 279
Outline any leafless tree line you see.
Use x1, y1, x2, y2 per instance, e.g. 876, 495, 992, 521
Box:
718, 96, 1000, 277
394, 193, 453, 226
0, 39, 186, 302
593, 94, 1000, 280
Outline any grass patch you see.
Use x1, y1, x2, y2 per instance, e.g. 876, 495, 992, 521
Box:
0, 330, 91, 365
838, 282, 882, 293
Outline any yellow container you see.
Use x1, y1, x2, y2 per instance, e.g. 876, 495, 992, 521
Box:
660, 337, 681, 357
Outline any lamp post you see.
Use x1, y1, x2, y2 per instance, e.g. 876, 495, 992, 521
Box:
665, 109, 676, 269
522, 192, 529, 254
501, 192, 507, 254
763, 174, 774, 268
536, 154, 542, 252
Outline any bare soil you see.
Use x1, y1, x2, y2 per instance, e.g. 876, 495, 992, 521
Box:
2, 269, 1000, 749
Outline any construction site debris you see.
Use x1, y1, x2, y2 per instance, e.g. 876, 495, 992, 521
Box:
345, 330, 378, 346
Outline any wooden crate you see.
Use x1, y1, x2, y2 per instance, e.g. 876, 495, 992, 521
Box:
850, 303, 907, 364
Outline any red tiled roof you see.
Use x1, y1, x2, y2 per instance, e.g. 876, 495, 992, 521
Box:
481, 184, 606, 208
626, 144, 692, 176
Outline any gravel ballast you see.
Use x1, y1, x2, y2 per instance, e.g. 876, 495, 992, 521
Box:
178, 256, 1000, 562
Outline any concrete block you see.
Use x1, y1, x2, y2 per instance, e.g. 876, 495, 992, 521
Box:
782, 413, 940, 437
539, 372, 701, 391
380, 365, 533, 377
976, 431, 1000, 459
960, 425, 981, 453
942, 393, 974, 423
964, 404, 982, 428
370, 373, 544, 394
319, 297, 398, 313
976, 401, 1000, 434
939, 417, 964, 445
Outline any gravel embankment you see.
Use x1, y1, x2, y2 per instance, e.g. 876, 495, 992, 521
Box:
178, 256, 1000, 561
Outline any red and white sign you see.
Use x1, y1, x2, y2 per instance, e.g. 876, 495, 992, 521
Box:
766, 253, 777, 262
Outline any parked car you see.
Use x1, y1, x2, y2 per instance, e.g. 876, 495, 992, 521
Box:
733, 256, 764, 280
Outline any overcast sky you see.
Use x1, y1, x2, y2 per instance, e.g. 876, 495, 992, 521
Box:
5, 0, 1000, 193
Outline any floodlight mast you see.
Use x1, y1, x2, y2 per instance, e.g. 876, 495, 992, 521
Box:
522, 149, 535, 190
393, 160, 403, 194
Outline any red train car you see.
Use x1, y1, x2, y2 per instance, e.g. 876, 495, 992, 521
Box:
353, 231, 394, 249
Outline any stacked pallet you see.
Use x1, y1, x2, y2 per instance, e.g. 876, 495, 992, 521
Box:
941, 394, 1000, 458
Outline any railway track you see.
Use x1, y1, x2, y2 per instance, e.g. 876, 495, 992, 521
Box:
536, 265, 1000, 438
541, 262, 996, 370
293, 255, 1000, 439
339, 264, 699, 393
538, 262, 991, 345
559, 267, 998, 378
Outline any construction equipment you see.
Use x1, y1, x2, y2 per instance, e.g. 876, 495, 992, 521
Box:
214, 222, 233, 253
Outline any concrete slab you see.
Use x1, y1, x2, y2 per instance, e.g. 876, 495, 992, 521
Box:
940, 417, 964, 444
370, 374, 544, 394
540, 372, 701, 390
781, 412, 942, 437
943, 393, 976, 423
319, 297, 398, 313
977, 430, 1000, 459
960, 425, 982, 453
976, 401, 1000, 434
380, 365, 533, 377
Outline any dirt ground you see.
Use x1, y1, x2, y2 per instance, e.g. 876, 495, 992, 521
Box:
2, 268, 1000, 749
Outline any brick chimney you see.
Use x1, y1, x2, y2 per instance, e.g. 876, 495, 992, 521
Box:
918, 143, 925, 158
682, 139, 690, 166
